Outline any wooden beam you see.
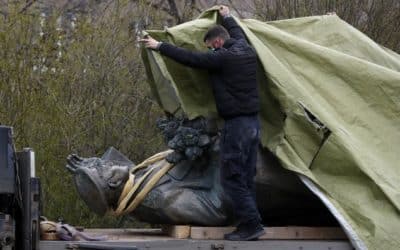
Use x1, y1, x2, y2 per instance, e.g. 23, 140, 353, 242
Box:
82, 226, 347, 240
162, 225, 191, 239
190, 226, 347, 240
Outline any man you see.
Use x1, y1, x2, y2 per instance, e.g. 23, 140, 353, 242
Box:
140, 6, 264, 241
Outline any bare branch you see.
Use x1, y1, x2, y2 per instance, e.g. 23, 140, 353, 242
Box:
19, 0, 37, 14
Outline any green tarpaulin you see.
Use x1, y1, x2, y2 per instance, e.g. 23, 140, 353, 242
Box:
142, 6, 400, 250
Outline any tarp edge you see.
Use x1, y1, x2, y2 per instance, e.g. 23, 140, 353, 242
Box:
299, 175, 367, 250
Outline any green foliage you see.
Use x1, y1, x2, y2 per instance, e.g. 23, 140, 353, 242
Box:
0, 1, 165, 227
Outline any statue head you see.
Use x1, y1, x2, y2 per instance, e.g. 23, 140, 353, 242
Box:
66, 147, 132, 215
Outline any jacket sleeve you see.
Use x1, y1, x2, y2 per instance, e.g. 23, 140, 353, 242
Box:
158, 42, 223, 70
222, 16, 246, 41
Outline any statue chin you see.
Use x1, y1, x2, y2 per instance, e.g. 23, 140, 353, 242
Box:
66, 116, 338, 226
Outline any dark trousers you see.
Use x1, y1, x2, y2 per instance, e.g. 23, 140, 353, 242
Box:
220, 115, 261, 226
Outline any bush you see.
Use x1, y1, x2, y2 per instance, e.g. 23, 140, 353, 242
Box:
0, 1, 165, 227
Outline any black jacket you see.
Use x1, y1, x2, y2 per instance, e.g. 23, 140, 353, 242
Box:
159, 17, 259, 119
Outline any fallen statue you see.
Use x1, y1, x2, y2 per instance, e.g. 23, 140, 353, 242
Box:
66, 116, 337, 226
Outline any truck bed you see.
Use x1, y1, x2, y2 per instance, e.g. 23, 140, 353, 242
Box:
39, 228, 353, 250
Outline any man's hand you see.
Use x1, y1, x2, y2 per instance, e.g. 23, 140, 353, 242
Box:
138, 35, 161, 50
219, 5, 230, 17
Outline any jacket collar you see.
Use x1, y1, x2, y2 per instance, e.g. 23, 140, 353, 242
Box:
222, 38, 236, 49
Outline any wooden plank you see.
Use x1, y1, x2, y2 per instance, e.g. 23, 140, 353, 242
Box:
85, 228, 163, 235
70, 226, 347, 241
162, 225, 191, 239
190, 226, 347, 240
83, 228, 168, 241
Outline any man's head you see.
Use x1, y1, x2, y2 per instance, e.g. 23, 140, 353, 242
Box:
203, 25, 230, 50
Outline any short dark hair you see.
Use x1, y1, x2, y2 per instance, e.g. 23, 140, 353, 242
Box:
203, 25, 230, 42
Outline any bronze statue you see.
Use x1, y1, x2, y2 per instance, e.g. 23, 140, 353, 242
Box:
66, 116, 337, 226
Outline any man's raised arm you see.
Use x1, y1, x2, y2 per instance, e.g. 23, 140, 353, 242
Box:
138, 6, 241, 70
138, 35, 223, 70
158, 42, 223, 70
219, 6, 246, 41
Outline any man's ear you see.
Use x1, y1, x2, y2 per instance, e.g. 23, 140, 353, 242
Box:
216, 38, 225, 47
